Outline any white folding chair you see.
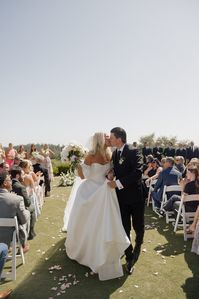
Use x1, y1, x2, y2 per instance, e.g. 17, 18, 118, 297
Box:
161, 185, 183, 223
147, 178, 157, 207
0, 216, 25, 280
174, 194, 199, 241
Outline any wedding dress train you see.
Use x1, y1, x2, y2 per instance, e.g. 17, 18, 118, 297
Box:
64, 163, 130, 280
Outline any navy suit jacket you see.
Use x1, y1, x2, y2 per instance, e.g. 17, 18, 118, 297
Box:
113, 144, 143, 204
153, 167, 182, 202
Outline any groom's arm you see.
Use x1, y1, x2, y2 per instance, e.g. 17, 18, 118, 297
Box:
108, 149, 142, 189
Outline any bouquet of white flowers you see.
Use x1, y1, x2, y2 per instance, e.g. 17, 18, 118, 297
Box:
59, 171, 76, 186
61, 142, 87, 172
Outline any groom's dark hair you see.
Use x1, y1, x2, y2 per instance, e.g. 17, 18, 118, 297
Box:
111, 127, 127, 143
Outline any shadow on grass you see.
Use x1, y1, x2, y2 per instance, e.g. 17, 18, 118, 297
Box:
182, 245, 199, 299
10, 239, 127, 299
145, 206, 199, 299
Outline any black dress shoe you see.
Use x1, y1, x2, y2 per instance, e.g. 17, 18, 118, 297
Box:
125, 259, 135, 275
28, 231, 36, 240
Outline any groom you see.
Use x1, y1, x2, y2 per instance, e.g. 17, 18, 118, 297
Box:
108, 127, 144, 274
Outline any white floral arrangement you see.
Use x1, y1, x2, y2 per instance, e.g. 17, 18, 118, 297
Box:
59, 172, 76, 187
61, 142, 87, 170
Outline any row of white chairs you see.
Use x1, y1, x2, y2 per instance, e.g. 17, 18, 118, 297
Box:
147, 180, 199, 241
0, 217, 25, 280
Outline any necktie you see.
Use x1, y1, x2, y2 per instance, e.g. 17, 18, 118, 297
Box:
117, 150, 121, 161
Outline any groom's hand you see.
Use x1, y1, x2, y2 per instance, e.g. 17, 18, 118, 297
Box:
107, 181, 117, 189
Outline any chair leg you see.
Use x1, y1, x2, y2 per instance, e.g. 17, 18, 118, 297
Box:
12, 231, 17, 280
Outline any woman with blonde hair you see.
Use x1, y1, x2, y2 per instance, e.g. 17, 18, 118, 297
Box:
0, 144, 5, 164
64, 132, 130, 281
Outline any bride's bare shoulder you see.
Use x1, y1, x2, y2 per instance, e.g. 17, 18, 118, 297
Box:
84, 152, 94, 166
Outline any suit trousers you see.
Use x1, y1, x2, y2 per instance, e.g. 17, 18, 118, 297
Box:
119, 200, 145, 261
0, 243, 8, 280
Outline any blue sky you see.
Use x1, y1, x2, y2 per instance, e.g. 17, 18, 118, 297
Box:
0, 0, 199, 146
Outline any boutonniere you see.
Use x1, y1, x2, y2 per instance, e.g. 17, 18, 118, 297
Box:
119, 156, 125, 165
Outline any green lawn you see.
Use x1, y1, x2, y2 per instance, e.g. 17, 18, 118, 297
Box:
1, 178, 199, 299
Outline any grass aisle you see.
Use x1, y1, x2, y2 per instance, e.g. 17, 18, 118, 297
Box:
1, 178, 199, 299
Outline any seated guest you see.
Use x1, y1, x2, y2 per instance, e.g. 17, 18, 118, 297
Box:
0, 171, 30, 250
13, 156, 21, 167
189, 158, 199, 167
145, 159, 163, 187
0, 243, 12, 299
162, 165, 199, 214
10, 166, 36, 240
175, 156, 186, 177
143, 159, 163, 201
0, 163, 9, 174
151, 157, 182, 209
143, 155, 154, 174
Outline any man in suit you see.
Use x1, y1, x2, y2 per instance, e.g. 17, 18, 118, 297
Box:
175, 143, 187, 160
0, 171, 30, 248
142, 142, 153, 164
163, 142, 176, 157
10, 166, 36, 241
151, 157, 182, 209
108, 127, 144, 275
186, 141, 199, 162
153, 142, 163, 161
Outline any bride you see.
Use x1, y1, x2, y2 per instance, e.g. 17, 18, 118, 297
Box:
64, 132, 130, 280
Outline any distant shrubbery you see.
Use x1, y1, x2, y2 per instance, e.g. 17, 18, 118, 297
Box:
51, 160, 70, 176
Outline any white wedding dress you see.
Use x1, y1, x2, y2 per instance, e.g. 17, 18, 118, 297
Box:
64, 163, 130, 281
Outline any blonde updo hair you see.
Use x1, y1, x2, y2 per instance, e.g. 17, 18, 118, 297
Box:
90, 132, 111, 160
